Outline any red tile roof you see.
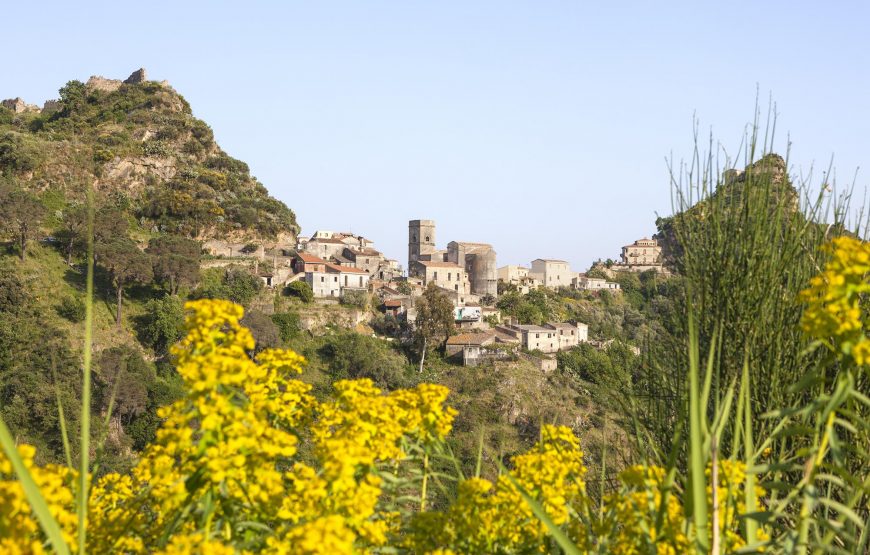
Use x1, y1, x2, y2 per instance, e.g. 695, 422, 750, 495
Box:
325, 263, 368, 274
296, 253, 328, 263
383, 299, 403, 308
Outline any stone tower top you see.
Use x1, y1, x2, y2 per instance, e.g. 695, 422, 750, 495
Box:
408, 219, 437, 266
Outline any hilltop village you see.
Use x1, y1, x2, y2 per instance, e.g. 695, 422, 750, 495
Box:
201, 219, 666, 368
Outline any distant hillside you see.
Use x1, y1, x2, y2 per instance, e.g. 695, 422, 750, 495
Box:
0, 68, 297, 243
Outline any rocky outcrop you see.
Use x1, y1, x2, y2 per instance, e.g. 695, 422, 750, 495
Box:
86, 75, 123, 93
1, 97, 40, 114
42, 100, 61, 114
124, 68, 147, 84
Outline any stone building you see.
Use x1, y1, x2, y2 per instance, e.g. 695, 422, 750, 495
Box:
530, 259, 573, 288
498, 265, 529, 283
619, 237, 662, 269
447, 241, 498, 298
294, 253, 370, 298
411, 261, 470, 296
408, 220, 497, 301
496, 321, 588, 354
498, 265, 541, 294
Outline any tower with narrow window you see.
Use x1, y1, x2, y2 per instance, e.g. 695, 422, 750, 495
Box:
408, 220, 436, 267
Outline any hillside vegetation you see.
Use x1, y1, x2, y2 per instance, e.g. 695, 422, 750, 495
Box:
0, 69, 297, 240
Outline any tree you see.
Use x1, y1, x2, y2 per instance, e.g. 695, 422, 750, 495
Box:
56, 204, 88, 264
0, 182, 45, 260
586, 266, 610, 280
271, 312, 301, 343
138, 295, 185, 355
395, 281, 413, 295
96, 346, 155, 423
94, 206, 129, 245
414, 283, 455, 368
318, 332, 408, 389
192, 268, 263, 306
96, 239, 153, 326
147, 235, 201, 295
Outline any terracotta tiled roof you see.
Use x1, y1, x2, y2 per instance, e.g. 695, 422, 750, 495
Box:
296, 253, 328, 263
325, 263, 368, 274
446, 332, 495, 346
532, 258, 569, 264
383, 299, 403, 308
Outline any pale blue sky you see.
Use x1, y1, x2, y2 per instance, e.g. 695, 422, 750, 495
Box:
2, 1, 867, 270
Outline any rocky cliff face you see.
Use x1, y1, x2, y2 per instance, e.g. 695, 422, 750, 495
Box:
0, 68, 298, 245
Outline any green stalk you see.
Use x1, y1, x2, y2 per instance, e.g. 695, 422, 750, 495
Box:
420, 452, 429, 512
52, 360, 73, 470
742, 358, 758, 544
687, 309, 709, 552
78, 183, 95, 554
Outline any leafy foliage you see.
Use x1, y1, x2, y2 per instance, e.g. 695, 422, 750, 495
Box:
146, 235, 200, 295
137, 295, 185, 355
284, 280, 314, 303
192, 268, 263, 306
414, 283, 456, 355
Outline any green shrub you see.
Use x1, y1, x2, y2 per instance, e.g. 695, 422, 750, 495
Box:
341, 290, 369, 308
137, 296, 185, 354
191, 268, 262, 306
284, 280, 313, 303
271, 312, 301, 343
56, 296, 86, 323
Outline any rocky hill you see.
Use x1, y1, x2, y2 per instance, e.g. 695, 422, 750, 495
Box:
0, 68, 297, 244
655, 153, 799, 270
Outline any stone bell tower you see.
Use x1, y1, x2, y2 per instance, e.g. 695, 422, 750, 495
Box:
408, 219, 436, 267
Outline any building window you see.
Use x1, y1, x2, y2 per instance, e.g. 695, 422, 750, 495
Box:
425, 236, 430, 242
454, 285, 458, 291
536, 333, 539, 339
448, 273, 452, 281
359, 276, 363, 286
434, 271, 438, 280
320, 276, 324, 282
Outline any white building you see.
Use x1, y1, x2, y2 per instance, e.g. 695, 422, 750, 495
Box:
530, 259, 573, 288
304, 262, 371, 298
573, 275, 621, 291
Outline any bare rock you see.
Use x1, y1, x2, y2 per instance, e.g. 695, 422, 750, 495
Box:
42, 99, 62, 114
1, 97, 40, 113
124, 68, 147, 84
86, 76, 123, 93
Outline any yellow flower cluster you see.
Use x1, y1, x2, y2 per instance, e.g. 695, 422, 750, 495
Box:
0, 299, 774, 553
407, 424, 587, 553
0, 445, 77, 554
1, 300, 457, 553
800, 236, 870, 365
594, 465, 688, 554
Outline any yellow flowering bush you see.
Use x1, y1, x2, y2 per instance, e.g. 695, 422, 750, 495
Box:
800, 236, 870, 365
1, 300, 457, 554
406, 424, 587, 553
0, 298, 776, 553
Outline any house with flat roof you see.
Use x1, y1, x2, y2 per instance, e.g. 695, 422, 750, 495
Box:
530, 259, 573, 288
